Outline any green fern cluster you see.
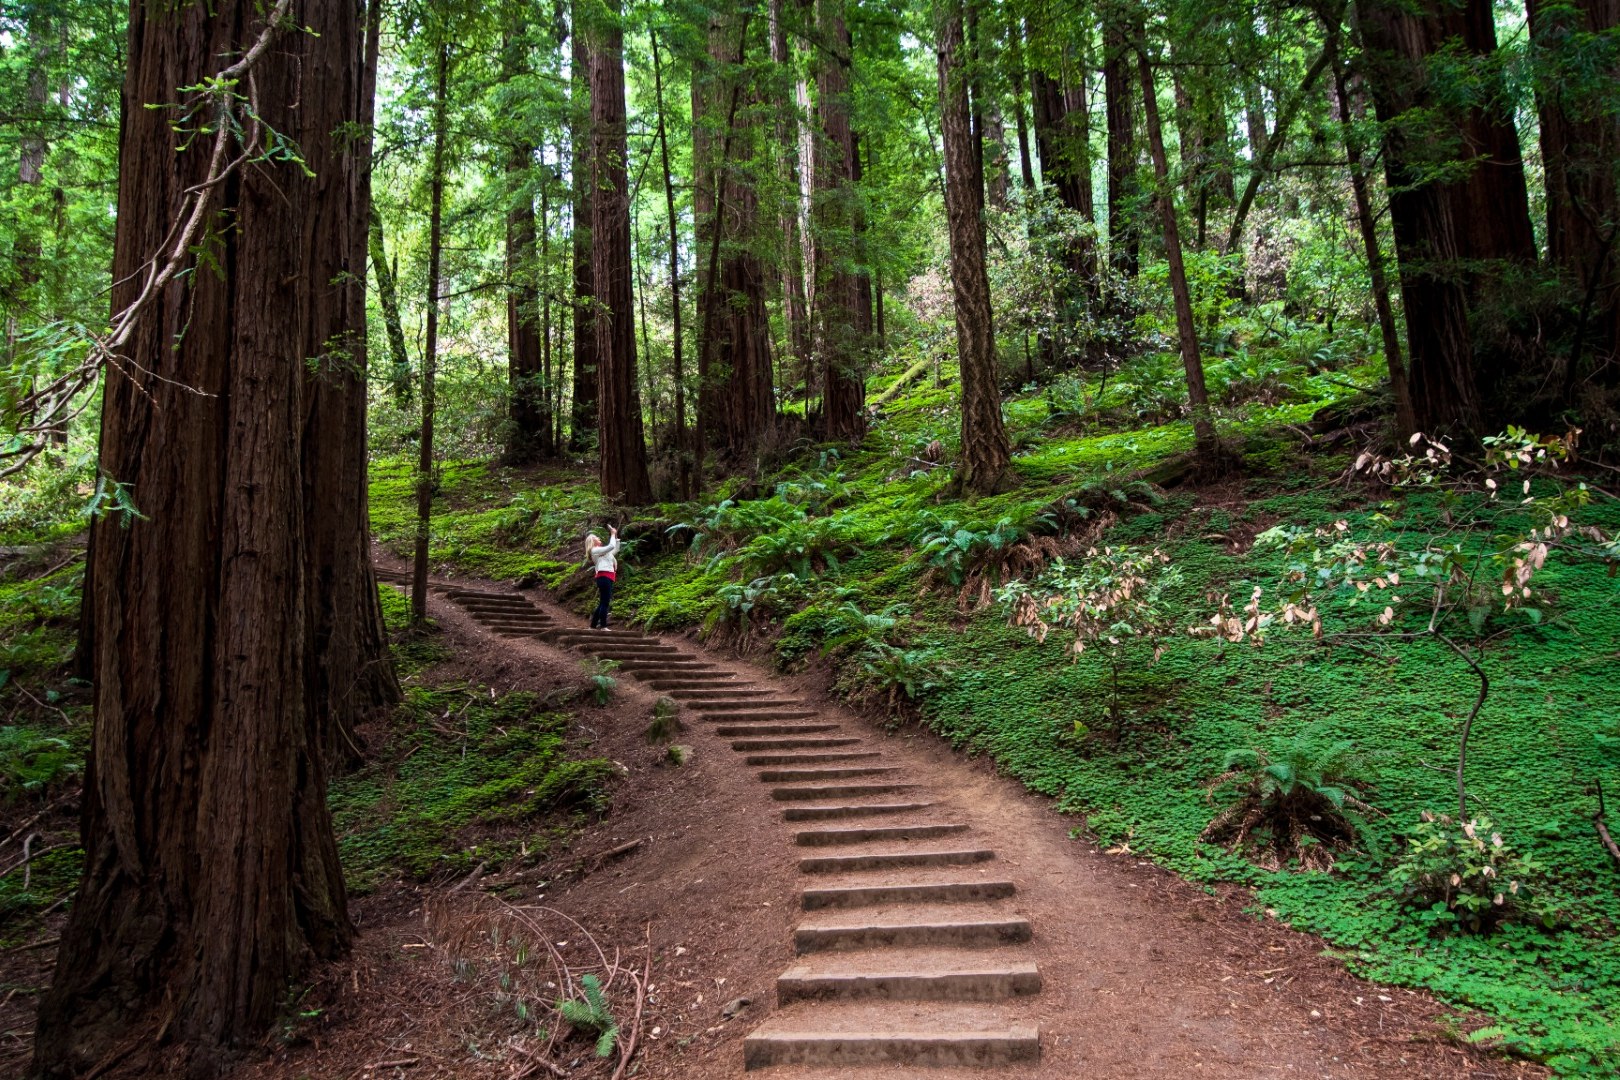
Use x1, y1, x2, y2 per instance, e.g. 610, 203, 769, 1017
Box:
556, 974, 618, 1058
1201, 727, 1374, 871
0, 723, 80, 803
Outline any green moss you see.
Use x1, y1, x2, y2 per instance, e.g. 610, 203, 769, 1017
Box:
329, 687, 615, 889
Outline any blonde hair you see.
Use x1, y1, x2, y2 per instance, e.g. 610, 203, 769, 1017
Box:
584, 532, 602, 560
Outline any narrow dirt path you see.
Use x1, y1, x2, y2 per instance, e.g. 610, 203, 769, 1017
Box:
380, 564, 1537, 1079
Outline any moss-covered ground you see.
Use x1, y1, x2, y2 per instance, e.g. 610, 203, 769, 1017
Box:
372, 350, 1620, 1074
330, 586, 616, 894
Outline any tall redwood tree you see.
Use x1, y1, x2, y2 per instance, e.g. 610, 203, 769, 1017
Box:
937, 0, 1011, 493
569, 0, 599, 451
589, 0, 653, 504
812, 0, 868, 441
1357, 0, 1539, 434
35, 0, 391, 1070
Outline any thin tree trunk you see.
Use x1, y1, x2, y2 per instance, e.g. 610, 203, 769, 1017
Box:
413, 40, 449, 622
1225, 46, 1332, 254
540, 152, 554, 456
1329, 34, 1415, 437
369, 208, 412, 404
35, 0, 362, 1069
651, 30, 689, 498
937, 0, 1011, 494
588, 0, 653, 504
569, 0, 598, 450
1137, 38, 1217, 459
1007, 19, 1037, 190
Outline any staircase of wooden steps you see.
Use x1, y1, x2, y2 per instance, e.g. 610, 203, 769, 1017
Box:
417, 578, 1043, 1070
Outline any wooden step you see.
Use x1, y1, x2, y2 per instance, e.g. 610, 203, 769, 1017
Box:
794, 822, 967, 846
716, 722, 840, 737
641, 678, 742, 691
743, 1025, 1038, 1069
665, 687, 775, 700
685, 697, 804, 712
730, 736, 863, 751
793, 916, 1031, 954
781, 801, 933, 822
743, 751, 883, 767
799, 848, 993, 874
574, 644, 681, 657
702, 710, 820, 723
776, 955, 1040, 1003
771, 783, 916, 803
801, 880, 1018, 910
757, 766, 902, 783
548, 631, 660, 645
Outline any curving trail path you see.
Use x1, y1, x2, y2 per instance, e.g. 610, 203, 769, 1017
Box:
377, 564, 1538, 1079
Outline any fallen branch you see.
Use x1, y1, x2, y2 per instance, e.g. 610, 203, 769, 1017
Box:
1596, 781, 1620, 868
0, 840, 76, 883
610, 924, 653, 1080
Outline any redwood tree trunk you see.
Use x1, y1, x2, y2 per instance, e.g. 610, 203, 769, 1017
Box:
35, 0, 365, 1070
1137, 38, 1217, 459
588, 0, 653, 504
1528, 0, 1620, 399
651, 30, 690, 497
308, 0, 399, 770
569, 1, 598, 451
937, 0, 1011, 494
770, 0, 812, 393
813, 0, 867, 441
695, 12, 776, 462
505, 144, 551, 463
1355, 0, 1535, 433
1102, 9, 1139, 279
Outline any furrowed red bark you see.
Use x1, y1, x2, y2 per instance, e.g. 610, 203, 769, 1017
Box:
1355, 0, 1537, 433
937, 0, 1011, 494
1102, 8, 1139, 279
569, 0, 599, 450
35, 0, 370, 1070
588, 0, 653, 504
812, 0, 867, 440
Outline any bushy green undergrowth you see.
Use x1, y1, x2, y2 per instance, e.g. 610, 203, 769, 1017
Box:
329, 686, 615, 891
371, 349, 1620, 1073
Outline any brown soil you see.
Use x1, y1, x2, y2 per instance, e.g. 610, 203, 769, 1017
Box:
0, 560, 1544, 1080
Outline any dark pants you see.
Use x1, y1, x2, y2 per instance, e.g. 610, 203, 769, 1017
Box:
591, 575, 614, 627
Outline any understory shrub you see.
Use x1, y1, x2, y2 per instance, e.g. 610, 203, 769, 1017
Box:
1388, 813, 1547, 935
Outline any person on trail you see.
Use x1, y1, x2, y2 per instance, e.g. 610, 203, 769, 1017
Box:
585, 526, 620, 629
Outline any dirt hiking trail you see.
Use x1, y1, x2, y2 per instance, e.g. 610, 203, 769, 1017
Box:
330, 565, 1536, 1080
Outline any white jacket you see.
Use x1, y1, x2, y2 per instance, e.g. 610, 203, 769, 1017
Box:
588, 536, 620, 575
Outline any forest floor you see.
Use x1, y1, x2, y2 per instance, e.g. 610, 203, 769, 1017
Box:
209, 555, 1538, 1080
